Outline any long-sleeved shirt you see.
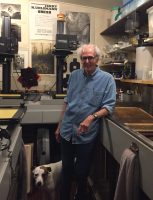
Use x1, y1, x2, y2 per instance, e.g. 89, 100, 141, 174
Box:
60, 67, 116, 144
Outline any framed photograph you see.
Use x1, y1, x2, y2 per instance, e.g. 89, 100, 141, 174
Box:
65, 11, 90, 44
31, 42, 54, 74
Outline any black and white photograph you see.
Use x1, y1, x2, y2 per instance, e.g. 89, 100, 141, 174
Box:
13, 50, 28, 71
32, 42, 54, 74
65, 12, 90, 44
1, 3, 21, 20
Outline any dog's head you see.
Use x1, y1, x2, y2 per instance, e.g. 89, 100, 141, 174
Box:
32, 165, 52, 187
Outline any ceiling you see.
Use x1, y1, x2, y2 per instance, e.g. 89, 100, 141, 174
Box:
55, 0, 122, 10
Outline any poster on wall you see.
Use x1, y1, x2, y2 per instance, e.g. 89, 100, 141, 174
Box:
65, 12, 90, 44
29, 2, 59, 40
31, 42, 54, 74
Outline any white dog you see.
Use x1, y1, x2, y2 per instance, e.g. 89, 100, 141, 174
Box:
32, 161, 62, 199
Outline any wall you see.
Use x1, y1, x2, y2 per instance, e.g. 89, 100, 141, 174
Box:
0, 0, 111, 91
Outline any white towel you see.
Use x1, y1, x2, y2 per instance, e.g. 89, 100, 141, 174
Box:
114, 148, 140, 200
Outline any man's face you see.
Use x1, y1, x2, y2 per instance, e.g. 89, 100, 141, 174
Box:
81, 46, 98, 75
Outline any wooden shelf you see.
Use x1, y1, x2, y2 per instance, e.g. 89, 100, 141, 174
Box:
120, 79, 153, 85
101, 0, 153, 35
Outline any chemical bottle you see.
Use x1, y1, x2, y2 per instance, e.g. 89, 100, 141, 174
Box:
119, 89, 124, 102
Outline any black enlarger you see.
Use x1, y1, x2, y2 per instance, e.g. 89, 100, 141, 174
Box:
0, 16, 18, 94
53, 49, 73, 94
53, 13, 78, 96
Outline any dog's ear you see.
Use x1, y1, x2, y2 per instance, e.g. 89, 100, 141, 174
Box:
46, 167, 52, 173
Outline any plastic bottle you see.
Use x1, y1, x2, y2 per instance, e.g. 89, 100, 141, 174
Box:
119, 89, 124, 102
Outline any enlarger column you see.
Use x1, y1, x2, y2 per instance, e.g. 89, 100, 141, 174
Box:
2, 57, 12, 94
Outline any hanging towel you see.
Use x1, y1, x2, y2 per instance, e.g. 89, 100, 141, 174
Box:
114, 148, 140, 200
18, 141, 28, 200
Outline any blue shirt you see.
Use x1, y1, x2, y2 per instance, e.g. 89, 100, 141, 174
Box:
61, 67, 116, 144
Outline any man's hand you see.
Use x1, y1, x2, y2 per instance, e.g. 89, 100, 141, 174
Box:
77, 115, 94, 135
55, 128, 61, 143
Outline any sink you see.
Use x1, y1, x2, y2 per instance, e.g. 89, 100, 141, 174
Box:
114, 107, 153, 124
114, 107, 153, 140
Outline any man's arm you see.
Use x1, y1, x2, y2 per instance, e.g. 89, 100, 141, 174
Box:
77, 107, 109, 134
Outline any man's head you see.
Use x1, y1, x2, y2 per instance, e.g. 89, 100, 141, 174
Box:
77, 44, 101, 75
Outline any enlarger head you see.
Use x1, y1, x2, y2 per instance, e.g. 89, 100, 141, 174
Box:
0, 16, 18, 55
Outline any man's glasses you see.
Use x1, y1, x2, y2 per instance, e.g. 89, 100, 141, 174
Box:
81, 56, 96, 61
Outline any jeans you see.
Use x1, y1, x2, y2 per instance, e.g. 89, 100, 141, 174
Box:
60, 137, 97, 200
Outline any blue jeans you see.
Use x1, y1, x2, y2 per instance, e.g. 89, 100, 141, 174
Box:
60, 137, 97, 200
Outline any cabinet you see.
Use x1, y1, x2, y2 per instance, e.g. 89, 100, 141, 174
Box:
101, 0, 153, 85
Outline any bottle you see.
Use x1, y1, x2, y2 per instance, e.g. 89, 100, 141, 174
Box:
119, 89, 124, 102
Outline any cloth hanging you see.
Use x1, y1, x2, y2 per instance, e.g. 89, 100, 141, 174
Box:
114, 148, 140, 200
18, 141, 28, 200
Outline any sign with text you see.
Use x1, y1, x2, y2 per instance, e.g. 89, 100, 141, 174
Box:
29, 2, 59, 40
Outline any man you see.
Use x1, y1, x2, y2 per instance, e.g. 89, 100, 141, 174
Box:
55, 44, 116, 200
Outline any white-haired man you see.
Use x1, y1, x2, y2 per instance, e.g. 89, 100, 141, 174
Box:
55, 44, 116, 200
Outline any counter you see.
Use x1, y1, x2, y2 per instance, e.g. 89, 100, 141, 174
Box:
1, 97, 153, 199
21, 99, 63, 124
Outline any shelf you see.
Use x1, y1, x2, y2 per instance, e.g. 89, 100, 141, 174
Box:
101, 0, 153, 35
120, 79, 153, 85
120, 44, 136, 51
107, 44, 135, 54
102, 62, 124, 67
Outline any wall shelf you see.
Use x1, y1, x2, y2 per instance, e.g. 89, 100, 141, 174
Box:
101, 0, 153, 35
119, 79, 153, 85
102, 62, 124, 67
107, 44, 135, 54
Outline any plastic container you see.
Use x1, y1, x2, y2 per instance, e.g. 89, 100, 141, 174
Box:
122, 0, 130, 5
111, 6, 120, 25
136, 0, 148, 8
136, 46, 153, 80
121, 0, 136, 17
147, 6, 153, 38
118, 89, 124, 102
